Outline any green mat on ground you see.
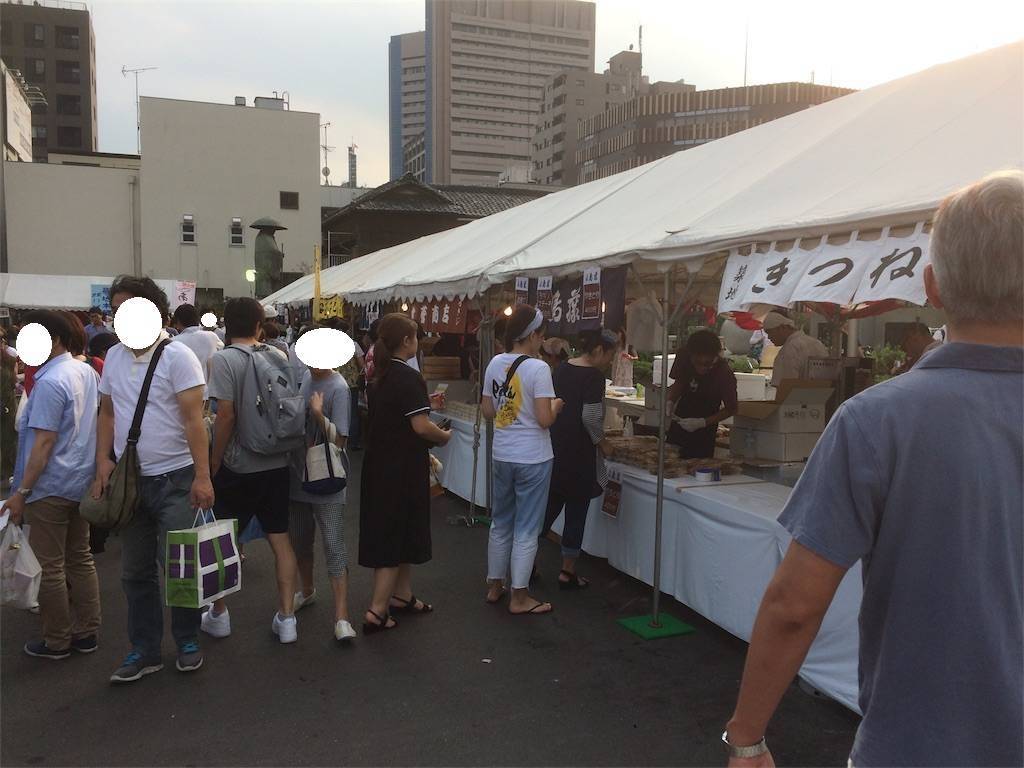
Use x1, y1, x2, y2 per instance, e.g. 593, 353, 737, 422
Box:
617, 613, 696, 640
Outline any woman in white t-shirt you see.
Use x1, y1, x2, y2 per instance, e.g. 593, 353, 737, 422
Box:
481, 305, 564, 615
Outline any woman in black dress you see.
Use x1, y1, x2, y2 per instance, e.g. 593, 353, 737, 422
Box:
359, 313, 451, 633
542, 329, 619, 588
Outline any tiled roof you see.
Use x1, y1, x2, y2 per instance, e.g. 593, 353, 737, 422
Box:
322, 174, 550, 227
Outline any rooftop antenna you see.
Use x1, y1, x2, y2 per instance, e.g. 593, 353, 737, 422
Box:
638, 25, 643, 54
320, 122, 334, 186
743, 21, 749, 87
122, 65, 157, 153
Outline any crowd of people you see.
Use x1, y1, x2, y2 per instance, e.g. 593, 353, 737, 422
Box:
0, 171, 1021, 767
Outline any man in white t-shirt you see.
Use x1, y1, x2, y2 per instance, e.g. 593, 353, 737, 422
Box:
91, 276, 213, 684
171, 303, 223, 393
762, 312, 828, 386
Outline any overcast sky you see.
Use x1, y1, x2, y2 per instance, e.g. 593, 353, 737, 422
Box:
91, 0, 1024, 187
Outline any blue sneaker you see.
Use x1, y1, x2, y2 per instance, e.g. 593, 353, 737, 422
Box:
109, 650, 163, 683
24, 640, 70, 660
175, 641, 203, 673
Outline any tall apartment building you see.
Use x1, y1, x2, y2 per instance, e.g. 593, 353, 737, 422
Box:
0, 0, 96, 161
388, 31, 426, 180
576, 82, 855, 184
392, 0, 596, 186
532, 49, 649, 187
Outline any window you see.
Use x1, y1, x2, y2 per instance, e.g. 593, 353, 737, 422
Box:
230, 217, 244, 247
55, 25, 80, 49
31, 126, 47, 139
279, 191, 299, 210
31, 102, 48, 116
576, 99, 585, 106
24, 58, 45, 83
56, 61, 80, 85
57, 126, 81, 147
181, 214, 196, 245
575, 79, 585, 87
56, 94, 81, 115
25, 23, 45, 47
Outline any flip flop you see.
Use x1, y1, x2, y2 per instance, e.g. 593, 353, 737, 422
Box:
508, 600, 553, 616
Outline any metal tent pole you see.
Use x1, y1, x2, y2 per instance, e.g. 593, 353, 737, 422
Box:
651, 269, 672, 627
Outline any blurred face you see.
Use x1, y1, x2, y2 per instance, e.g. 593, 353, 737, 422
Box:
89, 312, 102, 326
765, 325, 790, 346
901, 332, 930, 359
690, 353, 717, 376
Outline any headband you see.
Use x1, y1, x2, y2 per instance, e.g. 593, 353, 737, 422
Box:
515, 308, 544, 341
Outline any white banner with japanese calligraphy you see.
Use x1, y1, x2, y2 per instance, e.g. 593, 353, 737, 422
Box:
717, 225, 931, 312
172, 280, 197, 312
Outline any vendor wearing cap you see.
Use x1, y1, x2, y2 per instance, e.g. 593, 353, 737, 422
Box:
666, 330, 738, 459
762, 311, 828, 386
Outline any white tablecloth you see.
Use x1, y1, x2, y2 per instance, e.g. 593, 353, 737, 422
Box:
431, 417, 862, 713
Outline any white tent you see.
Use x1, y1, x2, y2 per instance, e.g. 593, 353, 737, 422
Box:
0, 273, 178, 311
262, 41, 1020, 307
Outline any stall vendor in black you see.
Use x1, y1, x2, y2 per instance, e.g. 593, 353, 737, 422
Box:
666, 329, 738, 459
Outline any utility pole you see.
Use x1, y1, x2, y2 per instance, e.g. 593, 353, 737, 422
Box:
122, 65, 157, 154
743, 21, 749, 87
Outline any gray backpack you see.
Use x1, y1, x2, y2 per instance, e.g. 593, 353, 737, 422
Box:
227, 344, 305, 455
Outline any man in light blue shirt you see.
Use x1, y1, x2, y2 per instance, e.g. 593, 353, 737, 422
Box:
2, 310, 100, 661
724, 171, 1023, 768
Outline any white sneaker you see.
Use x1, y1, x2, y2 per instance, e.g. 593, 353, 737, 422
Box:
293, 589, 317, 612
201, 607, 231, 638
334, 620, 357, 643
272, 612, 298, 644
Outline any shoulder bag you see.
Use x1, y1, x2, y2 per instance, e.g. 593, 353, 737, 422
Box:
80, 340, 170, 531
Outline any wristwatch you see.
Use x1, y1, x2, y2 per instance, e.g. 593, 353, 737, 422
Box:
15, 487, 33, 499
721, 731, 768, 759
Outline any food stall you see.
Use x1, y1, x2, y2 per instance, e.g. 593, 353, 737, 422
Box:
259, 41, 1022, 715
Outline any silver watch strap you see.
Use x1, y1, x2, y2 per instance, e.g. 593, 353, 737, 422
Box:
722, 731, 768, 759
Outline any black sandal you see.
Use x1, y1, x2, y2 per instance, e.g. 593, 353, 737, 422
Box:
558, 570, 589, 590
508, 600, 553, 616
390, 594, 434, 614
362, 609, 397, 635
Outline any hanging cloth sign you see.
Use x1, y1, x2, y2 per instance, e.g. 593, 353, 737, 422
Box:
514, 276, 530, 306
172, 281, 197, 312
718, 225, 931, 312
582, 267, 601, 320
536, 276, 554, 319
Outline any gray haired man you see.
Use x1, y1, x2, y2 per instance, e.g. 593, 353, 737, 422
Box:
723, 171, 1023, 768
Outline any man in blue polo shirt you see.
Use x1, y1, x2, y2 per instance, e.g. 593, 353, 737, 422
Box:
3, 310, 100, 660
723, 171, 1023, 768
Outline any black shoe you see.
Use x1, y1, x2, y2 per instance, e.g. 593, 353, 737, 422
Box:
24, 640, 71, 660
71, 635, 99, 654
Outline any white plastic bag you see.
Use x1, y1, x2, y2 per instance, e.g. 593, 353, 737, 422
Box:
1, 522, 42, 609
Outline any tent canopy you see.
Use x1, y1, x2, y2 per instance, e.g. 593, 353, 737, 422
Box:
264, 41, 1022, 307
0, 274, 177, 311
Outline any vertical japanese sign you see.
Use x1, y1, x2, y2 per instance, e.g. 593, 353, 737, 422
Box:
602, 464, 623, 518
514, 276, 530, 306
582, 266, 601, 320
536, 276, 554, 318
171, 280, 197, 312
90, 284, 111, 314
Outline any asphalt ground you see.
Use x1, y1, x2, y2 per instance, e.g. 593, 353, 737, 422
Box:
1, 454, 858, 767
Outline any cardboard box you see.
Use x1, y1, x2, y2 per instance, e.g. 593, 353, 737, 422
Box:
730, 426, 821, 463
733, 380, 833, 434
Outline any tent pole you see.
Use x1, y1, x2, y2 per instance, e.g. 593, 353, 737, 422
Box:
483, 292, 494, 516
651, 268, 672, 628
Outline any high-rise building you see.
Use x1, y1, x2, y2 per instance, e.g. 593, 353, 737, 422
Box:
532, 50, 650, 187
392, 0, 596, 186
0, 0, 97, 162
388, 31, 426, 180
576, 82, 855, 184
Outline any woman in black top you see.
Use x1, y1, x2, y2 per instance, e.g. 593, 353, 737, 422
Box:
542, 329, 618, 588
359, 313, 451, 633
666, 329, 738, 459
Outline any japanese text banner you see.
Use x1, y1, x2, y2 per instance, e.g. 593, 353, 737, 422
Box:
718, 225, 931, 312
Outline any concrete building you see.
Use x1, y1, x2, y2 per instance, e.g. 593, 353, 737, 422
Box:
139, 96, 320, 300
2, 60, 37, 162
398, 0, 595, 186
388, 31, 426, 180
4, 94, 320, 304
532, 49, 648, 187
0, 0, 97, 161
576, 81, 855, 184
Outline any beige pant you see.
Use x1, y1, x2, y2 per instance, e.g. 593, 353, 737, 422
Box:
27, 497, 101, 650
